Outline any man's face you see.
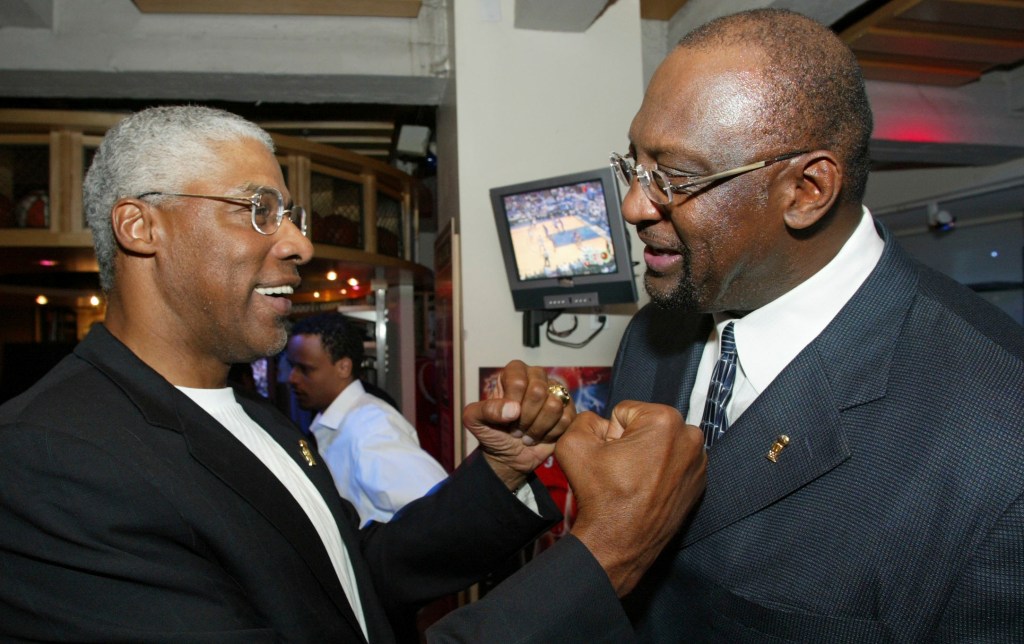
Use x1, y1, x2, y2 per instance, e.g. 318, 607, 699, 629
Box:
286, 333, 346, 412
154, 138, 313, 365
623, 45, 793, 314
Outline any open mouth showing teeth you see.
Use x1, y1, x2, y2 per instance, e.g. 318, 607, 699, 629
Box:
255, 286, 294, 297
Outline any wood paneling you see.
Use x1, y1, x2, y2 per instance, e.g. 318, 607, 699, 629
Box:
840, 0, 1024, 86
640, 0, 690, 21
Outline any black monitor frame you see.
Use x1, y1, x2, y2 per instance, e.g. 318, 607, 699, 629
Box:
489, 165, 638, 315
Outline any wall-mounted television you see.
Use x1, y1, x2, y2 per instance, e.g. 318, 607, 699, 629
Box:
489, 166, 638, 313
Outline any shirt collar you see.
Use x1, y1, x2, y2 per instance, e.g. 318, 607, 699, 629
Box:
310, 379, 366, 433
728, 206, 884, 394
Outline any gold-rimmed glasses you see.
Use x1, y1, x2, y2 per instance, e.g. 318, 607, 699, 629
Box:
610, 150, 808, 206
136, 186, 307, 237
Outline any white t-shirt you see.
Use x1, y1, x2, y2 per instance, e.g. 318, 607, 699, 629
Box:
177, 386, 368, 640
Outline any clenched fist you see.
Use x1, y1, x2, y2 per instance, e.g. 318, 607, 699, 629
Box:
557, 401, 706, 596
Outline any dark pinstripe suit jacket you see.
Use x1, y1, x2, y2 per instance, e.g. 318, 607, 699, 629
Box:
610, 222, 1024, 641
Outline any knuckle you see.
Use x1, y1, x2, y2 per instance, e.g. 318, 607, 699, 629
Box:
526, 379, 549, 399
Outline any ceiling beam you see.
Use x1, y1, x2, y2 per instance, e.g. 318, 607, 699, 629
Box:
0, 0, 52, 28
130, 0, 422, 18
640, 0, 690, 21
514, 0, 609, 32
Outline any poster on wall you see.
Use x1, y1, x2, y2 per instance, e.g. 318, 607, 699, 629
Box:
478, 365, 612, 554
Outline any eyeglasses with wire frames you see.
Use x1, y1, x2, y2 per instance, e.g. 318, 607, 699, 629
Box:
609, 150, 808, 206
135, 186, 308, 237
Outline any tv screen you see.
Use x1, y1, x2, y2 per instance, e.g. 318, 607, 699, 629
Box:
490, 166, 638, 312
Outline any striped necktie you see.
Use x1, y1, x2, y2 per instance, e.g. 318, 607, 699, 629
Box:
700, 321, 737, 449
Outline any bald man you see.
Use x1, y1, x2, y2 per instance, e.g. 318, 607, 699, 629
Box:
430, 8, 1023, 641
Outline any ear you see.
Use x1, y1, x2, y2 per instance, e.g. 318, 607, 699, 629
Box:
334, 356, 354, 381
111, 198, 159, 255
780, 151, 842, 231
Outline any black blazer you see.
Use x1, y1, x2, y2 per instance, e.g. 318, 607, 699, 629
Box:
610, 222, 1024, 641
0, 325, 559, 643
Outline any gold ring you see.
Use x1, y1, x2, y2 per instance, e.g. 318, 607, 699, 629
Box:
547, 384, 571, 407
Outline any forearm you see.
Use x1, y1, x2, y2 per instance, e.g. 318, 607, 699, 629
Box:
426, 535, 634, 643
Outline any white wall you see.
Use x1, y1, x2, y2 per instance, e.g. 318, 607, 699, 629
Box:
450, 0, 647, 419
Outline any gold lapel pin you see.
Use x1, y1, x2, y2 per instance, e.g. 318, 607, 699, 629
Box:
298, 439, 318, 467
766, 434, 790, 463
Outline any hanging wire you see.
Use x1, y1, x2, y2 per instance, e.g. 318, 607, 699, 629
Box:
546, 314, 606, 348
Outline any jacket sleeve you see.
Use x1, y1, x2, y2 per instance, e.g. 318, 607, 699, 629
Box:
426, 535, 635, 643
933, 489, 1024, 640
358, 450, 562, 607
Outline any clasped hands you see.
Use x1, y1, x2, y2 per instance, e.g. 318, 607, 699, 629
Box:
463, 360, 707, 596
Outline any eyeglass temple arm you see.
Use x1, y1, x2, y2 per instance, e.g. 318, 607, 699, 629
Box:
673, 150, 808, 191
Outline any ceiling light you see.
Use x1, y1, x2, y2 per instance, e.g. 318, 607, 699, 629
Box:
35, 295, 48, 305
326, 270, 338, 281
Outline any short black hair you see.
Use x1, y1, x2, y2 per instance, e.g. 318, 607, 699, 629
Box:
290, 312, 365, 375
677, 9, 873, 205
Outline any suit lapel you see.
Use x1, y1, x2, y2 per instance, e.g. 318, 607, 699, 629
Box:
680, 222, 916, 547
682, 347, 851, 546
614, 309, 709, 412
237, 398, 394, 643
184, 395, 367, 637
75, 327, 365, 637
654, 318, 709, 415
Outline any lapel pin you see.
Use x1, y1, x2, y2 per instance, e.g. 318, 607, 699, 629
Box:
298, 439, 318, 467
766, 434, 790, 463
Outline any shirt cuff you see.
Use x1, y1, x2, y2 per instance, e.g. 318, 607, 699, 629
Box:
514, 478, 541, 515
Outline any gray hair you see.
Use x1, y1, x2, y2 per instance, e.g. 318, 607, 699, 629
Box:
83, 105, 275, 292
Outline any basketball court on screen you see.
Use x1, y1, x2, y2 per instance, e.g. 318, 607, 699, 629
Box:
509, 212, 614, 281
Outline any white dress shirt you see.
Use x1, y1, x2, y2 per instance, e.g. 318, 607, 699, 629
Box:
310, 380, 448, 527
177, 386, 368, 640
686, 207, 885, 428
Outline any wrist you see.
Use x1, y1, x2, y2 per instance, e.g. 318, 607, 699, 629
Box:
571, 520, 643, 597
482, 452, 529, 492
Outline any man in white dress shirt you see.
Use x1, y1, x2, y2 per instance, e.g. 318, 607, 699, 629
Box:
286, 312, 448, 526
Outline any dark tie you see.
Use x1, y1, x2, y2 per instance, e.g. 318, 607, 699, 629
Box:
700, 321, 737, 449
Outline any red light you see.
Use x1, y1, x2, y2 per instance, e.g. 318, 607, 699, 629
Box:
873, 115, 960, 144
